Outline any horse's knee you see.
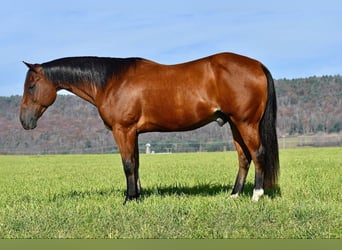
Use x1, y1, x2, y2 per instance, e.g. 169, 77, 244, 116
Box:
122, 159, 135, 176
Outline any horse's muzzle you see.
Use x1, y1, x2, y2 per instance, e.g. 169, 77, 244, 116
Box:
20, 112, 37, 130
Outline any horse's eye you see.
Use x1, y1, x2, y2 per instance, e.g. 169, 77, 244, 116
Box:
28, 84, 36, 92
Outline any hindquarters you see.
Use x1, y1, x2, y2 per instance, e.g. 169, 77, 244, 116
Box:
213, 54, 279, 200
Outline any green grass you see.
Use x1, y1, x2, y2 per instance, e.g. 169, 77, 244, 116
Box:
0, 148, 341, 238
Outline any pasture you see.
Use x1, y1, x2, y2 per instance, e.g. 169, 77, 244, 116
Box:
0, 148, 341, 239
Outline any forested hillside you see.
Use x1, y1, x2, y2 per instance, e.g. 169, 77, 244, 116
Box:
0, 75, 341, 154
276, 76, 342, 135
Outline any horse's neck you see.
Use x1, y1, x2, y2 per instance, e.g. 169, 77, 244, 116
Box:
58, 82, 98, 106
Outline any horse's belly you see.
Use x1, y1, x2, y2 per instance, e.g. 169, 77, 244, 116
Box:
137, 104, 217, 133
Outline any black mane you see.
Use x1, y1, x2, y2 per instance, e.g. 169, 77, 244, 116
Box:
42, 57, 143, 88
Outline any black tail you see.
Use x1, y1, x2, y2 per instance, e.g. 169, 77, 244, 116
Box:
259, 65, 280, 188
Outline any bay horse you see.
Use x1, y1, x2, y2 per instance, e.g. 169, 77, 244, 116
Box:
20, 52, 279, 202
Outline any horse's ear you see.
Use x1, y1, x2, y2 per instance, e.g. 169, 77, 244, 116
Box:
23, 61, 42, 74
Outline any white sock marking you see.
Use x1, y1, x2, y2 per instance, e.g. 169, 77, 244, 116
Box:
252, 188, 264, 202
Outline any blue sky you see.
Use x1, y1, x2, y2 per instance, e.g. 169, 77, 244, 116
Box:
0, 0, 341, 96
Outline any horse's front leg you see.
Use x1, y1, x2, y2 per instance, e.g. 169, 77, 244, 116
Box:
112, 125, 141, 203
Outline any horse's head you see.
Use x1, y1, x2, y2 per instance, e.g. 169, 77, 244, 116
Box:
20, 62, 57, 130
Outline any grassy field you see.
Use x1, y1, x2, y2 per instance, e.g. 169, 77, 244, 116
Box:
0, 148, 341, 239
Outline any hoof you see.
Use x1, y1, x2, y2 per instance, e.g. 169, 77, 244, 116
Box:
123, 194, 140, 205
252, 188, 264, 202
230, 193, 239, 199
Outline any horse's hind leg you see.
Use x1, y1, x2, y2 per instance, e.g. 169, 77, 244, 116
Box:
230, 123, 252, 197
252, 147, 265, 201
231, 141, 251, 197
236, 123, 265, 201
229, 121, 265, 201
